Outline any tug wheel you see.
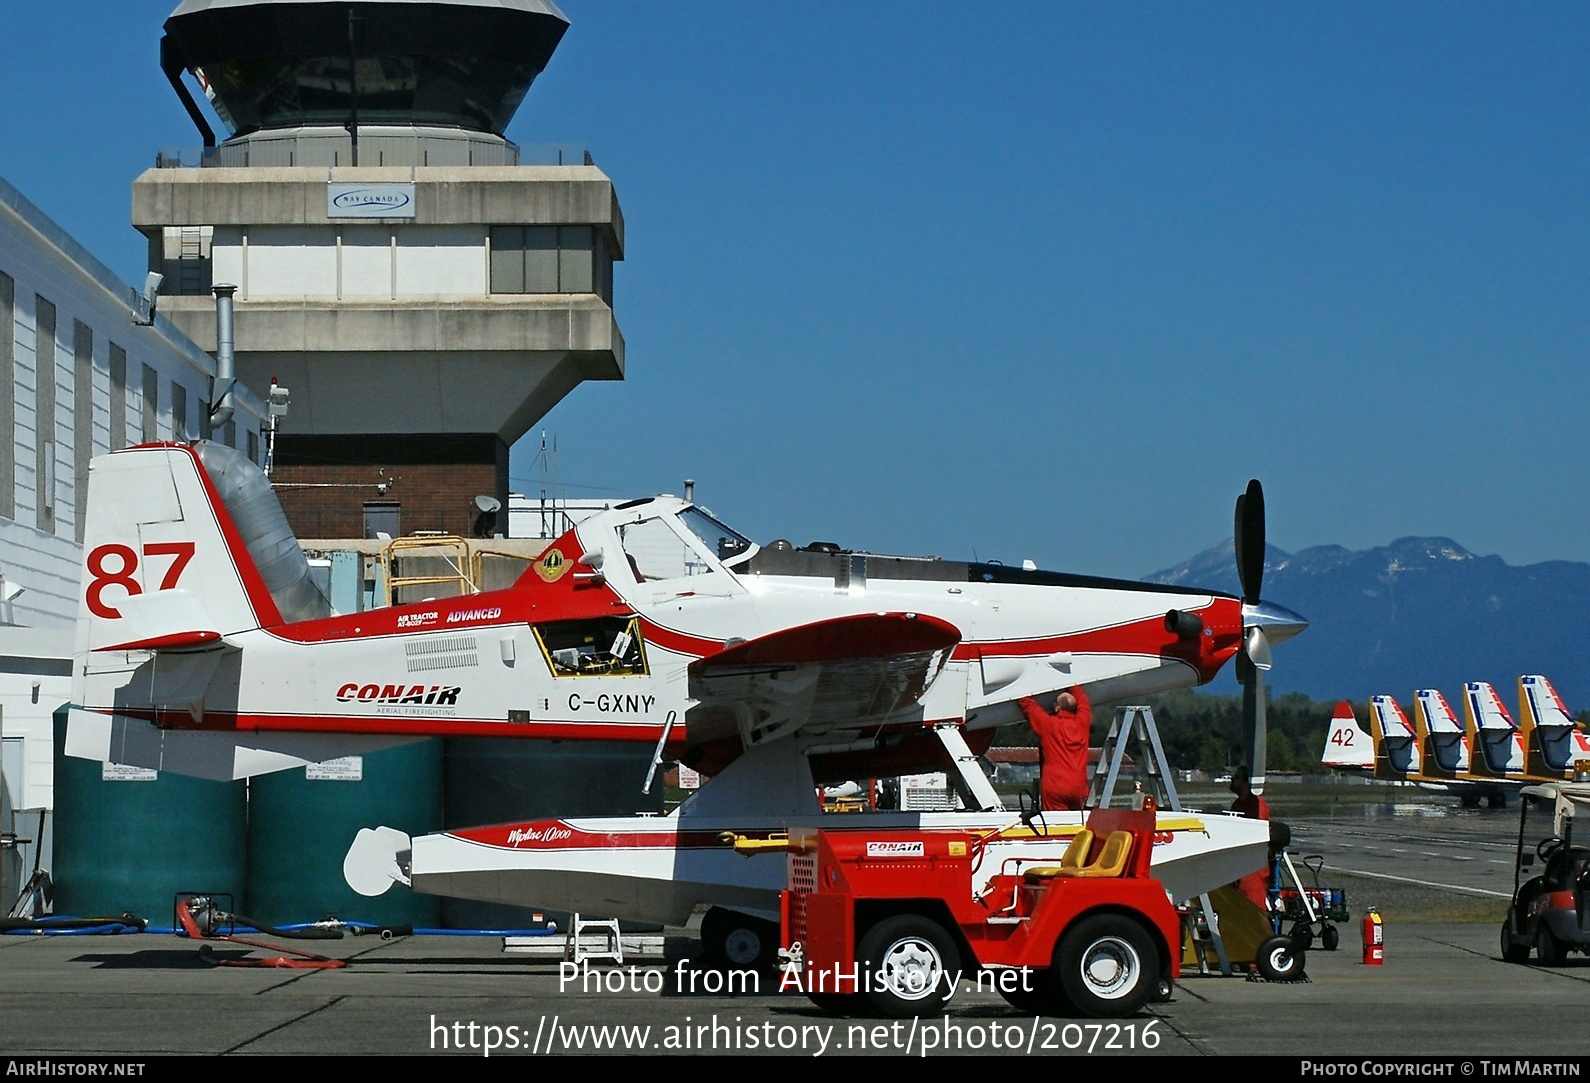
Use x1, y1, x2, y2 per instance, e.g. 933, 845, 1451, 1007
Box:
700, 907, 777, 971
805, 992, 863, 1016
1055, 914, 1158, 1017
996, 969, 1071, 1016
857, 915, 960, 1019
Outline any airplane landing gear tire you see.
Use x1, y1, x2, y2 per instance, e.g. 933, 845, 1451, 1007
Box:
1256, 934, 1307, 982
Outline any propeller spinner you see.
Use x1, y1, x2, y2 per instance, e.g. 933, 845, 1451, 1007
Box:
1232, 479, 1307, 794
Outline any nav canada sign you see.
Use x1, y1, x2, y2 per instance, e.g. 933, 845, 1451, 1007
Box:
327, 183, 417, 219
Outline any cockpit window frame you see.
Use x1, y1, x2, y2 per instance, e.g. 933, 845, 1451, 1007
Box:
534, 615, 650, 678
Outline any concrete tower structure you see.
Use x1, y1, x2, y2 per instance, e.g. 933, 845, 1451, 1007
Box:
135, 0, 624, 538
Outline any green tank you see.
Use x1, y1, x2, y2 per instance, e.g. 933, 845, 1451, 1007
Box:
52, 712, 246, 928
246, 739, 443, 928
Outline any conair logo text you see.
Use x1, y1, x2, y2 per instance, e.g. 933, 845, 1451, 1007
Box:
336, 683, 461, 716
865, 841, 925, 858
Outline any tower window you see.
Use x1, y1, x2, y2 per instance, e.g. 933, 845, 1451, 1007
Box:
490, 226, 610, 301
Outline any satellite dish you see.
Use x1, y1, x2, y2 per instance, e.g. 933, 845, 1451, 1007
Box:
474, 495, 502, 513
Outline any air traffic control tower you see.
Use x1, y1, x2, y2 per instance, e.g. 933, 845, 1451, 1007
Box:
135, 0, 623, 538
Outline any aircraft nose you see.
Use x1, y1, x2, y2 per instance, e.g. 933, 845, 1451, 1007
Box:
1241, 601, 1307, 645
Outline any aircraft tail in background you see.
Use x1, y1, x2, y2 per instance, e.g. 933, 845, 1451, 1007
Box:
1368, 695, 1420, 779
1461, 681, 1522, 778
1517, 675, 1588, 779
1322, 701, 1374, 772
1413, 689, 1469, 778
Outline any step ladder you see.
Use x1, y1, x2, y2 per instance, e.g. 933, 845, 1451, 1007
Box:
565, 913, 624, 964
1090, 705, 1234, 976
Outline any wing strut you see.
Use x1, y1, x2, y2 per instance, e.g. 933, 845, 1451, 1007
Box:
933, 722, 1004, 812
642, 709, 680, 795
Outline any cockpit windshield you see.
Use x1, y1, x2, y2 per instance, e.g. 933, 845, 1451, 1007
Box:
678, 507, 755, 566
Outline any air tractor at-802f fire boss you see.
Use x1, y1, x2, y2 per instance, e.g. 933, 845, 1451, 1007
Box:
68, 442, 1288, 957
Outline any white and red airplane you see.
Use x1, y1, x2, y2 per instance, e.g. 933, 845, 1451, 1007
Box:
69, 442, 1296, 959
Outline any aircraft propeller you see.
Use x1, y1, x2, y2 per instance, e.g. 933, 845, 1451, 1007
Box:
1231, 479, 1307, 795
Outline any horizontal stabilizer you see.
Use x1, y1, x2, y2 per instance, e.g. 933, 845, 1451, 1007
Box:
66, 708, 422, 781
92, 589, 222, 652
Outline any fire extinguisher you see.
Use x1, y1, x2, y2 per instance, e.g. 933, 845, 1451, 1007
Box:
1361, 906, 1384, 965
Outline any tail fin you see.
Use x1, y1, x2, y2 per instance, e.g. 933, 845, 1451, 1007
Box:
1413, 689, 1467, 776
1462, 681, 1518, 777
69, 443, 351, 779
74, 442, 326, 655
1368, 695, 1420, 778
1322, 702, 1374, 770
1519, 675, 1578, 778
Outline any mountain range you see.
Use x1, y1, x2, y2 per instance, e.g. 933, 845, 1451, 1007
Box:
1145, 537, 1590, 710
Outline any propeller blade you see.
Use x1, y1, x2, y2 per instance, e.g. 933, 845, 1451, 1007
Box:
1235, 478, 1265, 604
1233, 479, 1276, 793
1244, 625, 1273, 672
1243, 664, 1268, 795
1233, 492, 1247, 597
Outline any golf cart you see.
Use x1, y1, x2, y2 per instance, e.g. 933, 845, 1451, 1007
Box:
1500, 780, 1590, 966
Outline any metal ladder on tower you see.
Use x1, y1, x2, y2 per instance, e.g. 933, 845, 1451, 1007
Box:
1089, 704, 1234, 976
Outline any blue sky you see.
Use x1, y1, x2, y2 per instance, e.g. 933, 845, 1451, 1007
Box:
2, 2, 1586, 583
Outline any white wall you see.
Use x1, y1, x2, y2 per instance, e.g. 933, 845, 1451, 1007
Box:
396, 225, 487, 295
1, 172, 268, 627
0, 628, 72, 810
214, 224, 491, 300
245, 225, 339, 298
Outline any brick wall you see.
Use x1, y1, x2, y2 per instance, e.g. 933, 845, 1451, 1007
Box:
273, 433, 509, 539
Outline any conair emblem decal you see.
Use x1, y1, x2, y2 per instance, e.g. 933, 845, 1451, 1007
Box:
536, 548, 570, 582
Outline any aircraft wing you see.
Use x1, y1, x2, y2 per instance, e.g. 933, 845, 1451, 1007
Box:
684, 612, 960, 758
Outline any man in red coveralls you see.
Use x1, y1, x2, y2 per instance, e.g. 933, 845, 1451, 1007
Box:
1018, 686, 1092, 811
